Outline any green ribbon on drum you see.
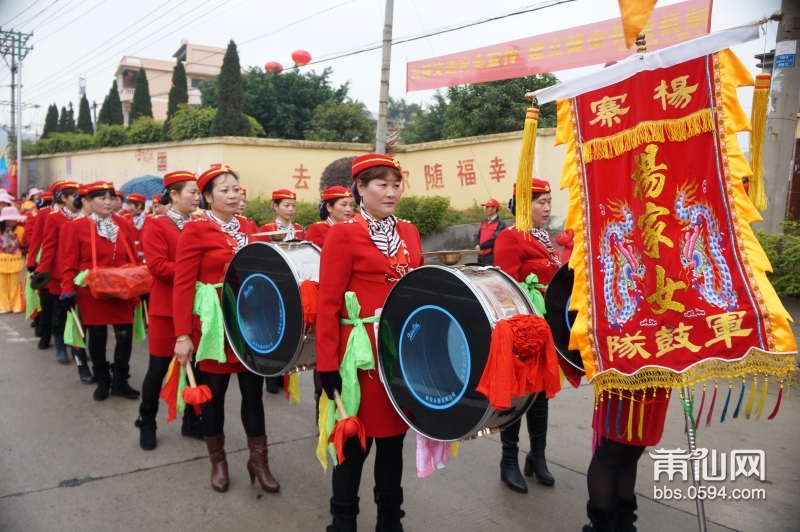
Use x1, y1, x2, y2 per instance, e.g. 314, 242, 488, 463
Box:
519, 273, 547, 316
194, 282, 226, 364
316, 291, 378, 470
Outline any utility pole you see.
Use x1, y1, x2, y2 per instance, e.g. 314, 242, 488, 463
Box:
374, 0, 394, 155
92, 101, 98, 127
760, 2, 800, 230
0, 28, 33, 194
9, 48, 15, 148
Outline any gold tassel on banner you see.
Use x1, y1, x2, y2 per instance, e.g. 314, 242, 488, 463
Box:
516, 107, 539, 233
748, 73, 770, 211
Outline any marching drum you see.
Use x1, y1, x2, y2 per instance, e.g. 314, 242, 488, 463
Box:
378, 265, 537, 442
222, 241, 320, 377
544, 264, 584, 372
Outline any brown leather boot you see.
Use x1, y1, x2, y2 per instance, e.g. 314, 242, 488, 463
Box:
247, 435, 280, 492
205, 433, 229, 492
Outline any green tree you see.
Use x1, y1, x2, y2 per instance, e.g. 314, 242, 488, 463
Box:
305, 100, 375, 143
98, 80, 124, 126
129, 68, 153, 123
57, 106, 68, 133
209, 40, 251, 137
42, 104, 59, 138
77, 94, 94, 134
65, 103, 76, 133
319, 156, 356, 191
127, 116, 164, 144
167, 105, 216, 141
442, 74, 558, 138
201, 67, 350, 140
95, 124, 127, 147
388, 97, 420, 129
164, 58, 188, 139
401, 92, 447, 144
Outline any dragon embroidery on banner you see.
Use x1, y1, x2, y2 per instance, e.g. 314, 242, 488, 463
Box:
675, 183, 738, 311
599, 201, 645, 330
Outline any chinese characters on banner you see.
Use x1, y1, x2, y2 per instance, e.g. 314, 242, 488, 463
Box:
407, 0, 710, 92
565, 52, 796, 384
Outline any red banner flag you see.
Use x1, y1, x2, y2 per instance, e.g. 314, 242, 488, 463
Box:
406, 0, 711, 92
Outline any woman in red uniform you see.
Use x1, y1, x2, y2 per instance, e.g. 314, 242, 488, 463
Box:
172, 166, 279, 494
493, 179, 561, 494
135, 171, 203, 450
28, 183, 62, 348
61, 182, 141, 401
24, 191, 53, 338
125, 193, 149, 262
304, 186, 356, 248
259, 189, 305, 240
316, 154, 423, 532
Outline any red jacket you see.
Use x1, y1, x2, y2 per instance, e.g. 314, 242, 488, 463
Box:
142, 216, 182, 318
129, 213, 150, 261
304, 220, 332, 248
22, 210, 39, 251
259, 221, 304, 240
36, 209, 77, 295
316, 215, 423, 437
25, 207, 53, 269
494, 226, 561, 286
235, 215, 258, 234
61, 216, 140, 326
173, 214, 254, 374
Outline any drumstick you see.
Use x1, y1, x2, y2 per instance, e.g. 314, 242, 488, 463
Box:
184, 360, 198, 389
69, 308, 85, 339
333, 390, 349, 420
142, 300, 149, 325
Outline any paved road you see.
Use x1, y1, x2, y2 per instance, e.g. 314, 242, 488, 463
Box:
1, 306, 798, 532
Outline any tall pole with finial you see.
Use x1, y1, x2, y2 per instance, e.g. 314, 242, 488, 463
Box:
375, 0, 394, 155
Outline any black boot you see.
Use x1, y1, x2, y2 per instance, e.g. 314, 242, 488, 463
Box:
93, 362, 111, 401
37, 335, 51, 350
615, 496, 638, 532
499, 420, 528, 493
111, 363, 140, 399
72, 348, 95, 384
582, 501, 615, 532
54, 334, 69, 364
266, 376, 282, 394
374, 488, 405, 532
38, 292, 52, 348
33, 315, 40, 335
181, 405, 204, 440
326, 498, 359, 532
135, 404, 158, 450
524, 395, 554, 485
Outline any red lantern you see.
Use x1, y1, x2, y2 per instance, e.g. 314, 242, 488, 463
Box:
264, 62, 283, 74
291, 50, 311, 67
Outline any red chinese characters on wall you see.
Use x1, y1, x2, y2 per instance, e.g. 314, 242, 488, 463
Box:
293, 164, 310, 189
457, 159, 477, 186
489, 157, 506, 182
424, 164, 444, 190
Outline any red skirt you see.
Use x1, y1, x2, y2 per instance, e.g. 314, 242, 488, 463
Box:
149, 315, 175, 357
76, 287, 134, 326
592, 388, 671, 447
357, 369, 409, 438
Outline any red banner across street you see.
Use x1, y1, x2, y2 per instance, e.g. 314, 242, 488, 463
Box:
406, 0, 712, 92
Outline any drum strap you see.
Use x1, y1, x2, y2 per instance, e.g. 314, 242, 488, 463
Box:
352, 271, 401, 284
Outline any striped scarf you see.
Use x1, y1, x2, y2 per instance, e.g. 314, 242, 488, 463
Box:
530, 227, 561, 267
165, 208, 190, 232
132, 211, 147, 230
275, 219, 296, 241
361, 207, 402, 258
61, 208, 80, 220
90, 213, 118, 243
207, 212, 247, 252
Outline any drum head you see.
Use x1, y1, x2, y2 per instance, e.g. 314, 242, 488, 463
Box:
545, 264, 584, 372
379, 267, 498, 441
222, 243, 304, 376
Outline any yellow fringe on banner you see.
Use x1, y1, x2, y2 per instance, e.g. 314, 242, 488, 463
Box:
637, 399, 645, 440
626, 395, 634, 442
748, 73, 770, 211
515, 108, 539, 234
744, 374, 758, 419
582, 109, 714, 164
755, 376, 769, 419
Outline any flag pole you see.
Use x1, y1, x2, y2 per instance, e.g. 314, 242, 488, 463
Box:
375, 0, 394, 155
682, 386, 708, 532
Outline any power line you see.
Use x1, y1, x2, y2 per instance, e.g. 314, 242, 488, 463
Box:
36, 0, 111, 42
15, 0, 61, 29
30, 0, 83, 31
0, 0, 44, 27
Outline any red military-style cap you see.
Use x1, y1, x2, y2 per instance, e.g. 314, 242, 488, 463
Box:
351, 153, 401, 178
272, 189, 296, 201
321, 186, 352, 202
126, 193, 146, 204
197, 165, 235, 193
152, 193, 162, 203
85, 181, 116, 194
240, 187, 247, 198
163, 170, 197, 188
481, 198, 500, 208
512, 179, 551, 196
59, 181, 80, 192
77, 185, 88, 196
39, 192, 53, 201
47, 180, 66, 194
115, 190, 125, 199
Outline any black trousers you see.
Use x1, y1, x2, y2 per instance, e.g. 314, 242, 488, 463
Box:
332, 432, 406, 503
140, 355, 173, 408
586, 437, 645, 510
39, 290, 54, 339
502, 393, 548, 447
197, 369, 266, 439
49, 289, 66, 337
86, 324, 133, 369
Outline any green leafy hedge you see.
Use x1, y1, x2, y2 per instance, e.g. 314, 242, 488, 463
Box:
394, 195, 450, 236
755, 221, 800, 298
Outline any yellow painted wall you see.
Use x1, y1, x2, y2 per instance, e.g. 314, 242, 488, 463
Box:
22, 129, 567, 226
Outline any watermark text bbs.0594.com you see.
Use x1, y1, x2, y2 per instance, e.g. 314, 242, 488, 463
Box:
650, 448, 767, 501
